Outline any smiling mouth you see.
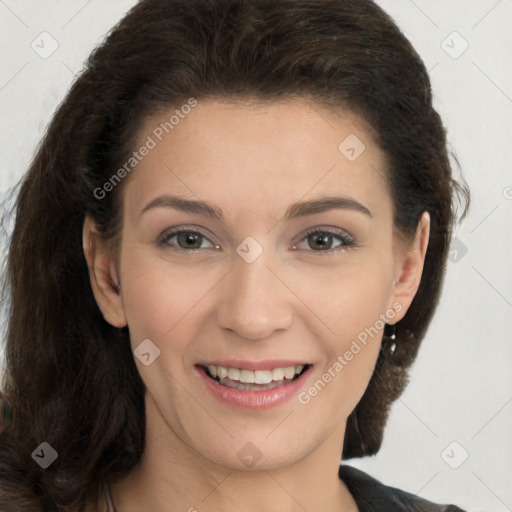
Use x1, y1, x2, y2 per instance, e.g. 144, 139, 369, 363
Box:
199, 364, 311, 391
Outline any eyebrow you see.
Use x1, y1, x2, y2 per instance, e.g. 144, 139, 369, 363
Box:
139, 194, 373, 222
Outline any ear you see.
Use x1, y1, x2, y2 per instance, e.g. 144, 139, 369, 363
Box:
387, 211, 430, 323
82, 215, 127, 329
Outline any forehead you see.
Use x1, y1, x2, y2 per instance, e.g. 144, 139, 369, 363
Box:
124, 99, 391, 223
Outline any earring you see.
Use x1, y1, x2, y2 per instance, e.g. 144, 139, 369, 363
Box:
384, 323, 397, 355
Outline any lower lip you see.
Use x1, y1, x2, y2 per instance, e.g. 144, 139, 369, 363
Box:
197, 365, 313, 409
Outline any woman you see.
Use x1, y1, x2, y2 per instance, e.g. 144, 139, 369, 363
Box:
0, 0, 470, 510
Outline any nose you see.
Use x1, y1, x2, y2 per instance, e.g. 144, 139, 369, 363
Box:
215, 251, 294, 341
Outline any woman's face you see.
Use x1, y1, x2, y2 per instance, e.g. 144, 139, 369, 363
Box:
86, 99, 428, 471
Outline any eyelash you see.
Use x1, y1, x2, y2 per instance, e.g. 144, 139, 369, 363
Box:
157, 226, 355, 255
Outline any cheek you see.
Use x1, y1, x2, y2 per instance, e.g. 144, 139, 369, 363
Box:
118, 248, 199, 348
295, 259, 395, 414
293, 257, 395, 340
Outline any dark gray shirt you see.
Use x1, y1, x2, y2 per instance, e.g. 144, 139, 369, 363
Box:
339, 465, 467, 511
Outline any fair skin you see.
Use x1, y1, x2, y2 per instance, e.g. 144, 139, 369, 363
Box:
83, 99, 429, 512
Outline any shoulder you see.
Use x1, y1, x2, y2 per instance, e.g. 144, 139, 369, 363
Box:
338, 464, 467, 512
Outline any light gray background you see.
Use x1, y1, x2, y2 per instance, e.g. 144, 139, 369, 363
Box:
0, 1, 511, 511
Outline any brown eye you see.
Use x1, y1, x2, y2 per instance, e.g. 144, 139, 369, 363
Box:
294, 228, 355, 253
308, 232, 335, 251
175, 231, 204, 249
157, 228, 219, 252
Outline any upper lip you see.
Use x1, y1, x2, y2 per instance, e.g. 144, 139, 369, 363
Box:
196, 359, 312, 371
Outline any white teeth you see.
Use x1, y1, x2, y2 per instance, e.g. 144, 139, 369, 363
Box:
240, 369, 255, 383
272, 368, 285, 380
217, 366, 228, 379
284, 367, 295, 379
227, 368, 240, 380
254, 370, 273, 384
206, 364, 306, 384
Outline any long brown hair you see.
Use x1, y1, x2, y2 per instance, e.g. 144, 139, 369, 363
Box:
0, 0, 469, 510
